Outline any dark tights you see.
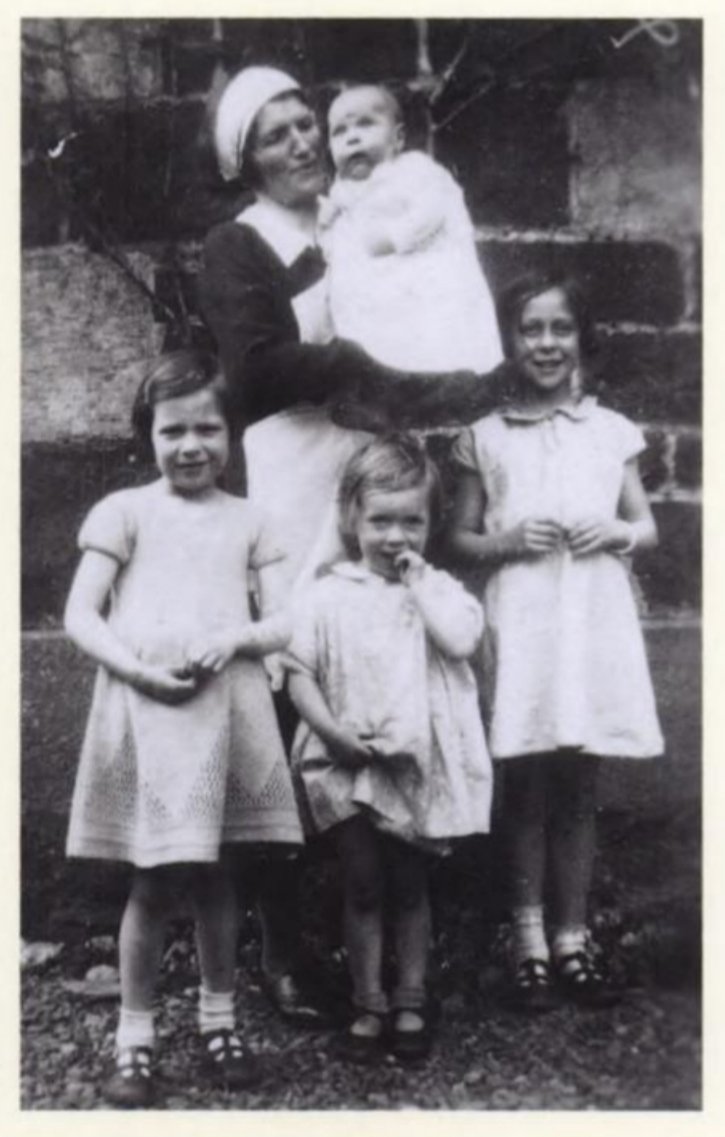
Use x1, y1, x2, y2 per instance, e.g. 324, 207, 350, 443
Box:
506, 752, 600, 928
335, 815, 430, 1014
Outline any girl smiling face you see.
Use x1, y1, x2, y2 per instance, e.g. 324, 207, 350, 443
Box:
354, 485, 430, 581
151, 388, 230, 497
512, 287, 581, 404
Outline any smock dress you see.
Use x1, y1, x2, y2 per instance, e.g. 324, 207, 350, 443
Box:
284, 562, 493, 848
319, 150, 503, 373
66, 483, 303, 868
452, 398, 664, 761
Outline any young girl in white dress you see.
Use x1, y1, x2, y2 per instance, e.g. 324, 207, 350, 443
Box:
448, 272, 663, 1011
284, 435, 492, 1063
64, 350, 302, 1106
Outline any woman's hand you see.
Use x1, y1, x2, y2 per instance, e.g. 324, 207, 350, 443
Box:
395, 550, 427, 585
567, 517, 634, 557
503, 518, 566, 558
134, 664, 199, 705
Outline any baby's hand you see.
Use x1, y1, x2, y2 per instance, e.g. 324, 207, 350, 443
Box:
395, 550, 427, 585
135, 664, 198, 705
317, 194, 341, 231
567, 517, 631, 556
364, 224, 395, 257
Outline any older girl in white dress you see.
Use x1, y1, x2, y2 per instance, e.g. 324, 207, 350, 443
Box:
448, 272, 663, 1011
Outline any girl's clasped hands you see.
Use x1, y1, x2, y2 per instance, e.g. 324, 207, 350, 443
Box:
504, 516, 637, 558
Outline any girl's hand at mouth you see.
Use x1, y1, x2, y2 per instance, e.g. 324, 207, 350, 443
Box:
395, 550, 427, 584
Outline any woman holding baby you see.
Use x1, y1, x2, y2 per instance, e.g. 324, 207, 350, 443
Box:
199, 65, 504, 1033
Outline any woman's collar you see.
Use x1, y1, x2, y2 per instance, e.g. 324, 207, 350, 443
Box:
236, 195, 318, 267
501, 394, 598, 424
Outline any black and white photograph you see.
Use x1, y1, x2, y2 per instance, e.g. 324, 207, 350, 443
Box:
19, 10, 703, 1115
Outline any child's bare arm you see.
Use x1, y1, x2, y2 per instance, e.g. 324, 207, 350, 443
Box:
287, 672, 374, 769
236, 559, 292, 656
64, 551, 197, 704
447, 472, 563, 564
619, 459, 658, 548
568, 459, 658, 556
186, 560, 292, 675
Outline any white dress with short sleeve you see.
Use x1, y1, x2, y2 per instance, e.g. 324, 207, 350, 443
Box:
452, 398, 664, 760
66, 482, 303, 867
284, 562, 493, 847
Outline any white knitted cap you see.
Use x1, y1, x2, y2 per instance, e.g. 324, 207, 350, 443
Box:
214, 66, 302, 181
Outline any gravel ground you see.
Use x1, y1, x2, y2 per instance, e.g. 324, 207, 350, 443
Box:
20, 811, 701, 1113
21, 950, 700, 1111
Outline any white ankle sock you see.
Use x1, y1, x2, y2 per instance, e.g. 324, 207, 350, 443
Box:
552, 926, 587, 961
512, 905, 550, 965
115, 1007, 155, 1051
198, 986, 235, 1035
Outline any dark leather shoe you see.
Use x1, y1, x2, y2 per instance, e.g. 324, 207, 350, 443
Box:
390, 1007, 434, 1064
261, 972, 334, 1028
336, 1012, 387, 1065
200, 1029, 261, 1089
103, 1046, 156, 1108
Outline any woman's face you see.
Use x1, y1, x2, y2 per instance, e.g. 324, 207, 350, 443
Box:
511, 287, 581, 398
249, 95, 326, 207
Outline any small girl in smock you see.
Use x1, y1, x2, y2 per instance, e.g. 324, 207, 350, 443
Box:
64, 350, 302, 1106
285, 435, 492, 1063
318, 83, 503, 374
448, 272, 663, 1011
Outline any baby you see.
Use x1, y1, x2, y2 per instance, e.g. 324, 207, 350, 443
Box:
319, 84, 503, 373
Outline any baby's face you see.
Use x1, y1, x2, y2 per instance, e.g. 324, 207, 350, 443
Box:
328, 87, 404, 181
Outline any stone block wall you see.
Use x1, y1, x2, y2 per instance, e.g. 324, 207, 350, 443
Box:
21, 18, 701, 624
